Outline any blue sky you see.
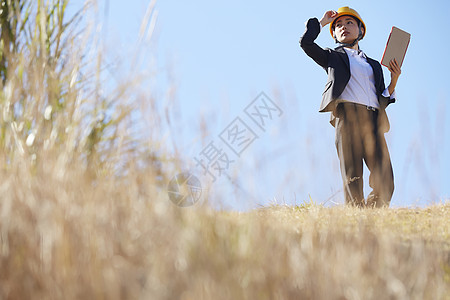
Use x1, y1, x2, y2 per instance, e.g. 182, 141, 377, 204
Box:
76, 0, 450, 210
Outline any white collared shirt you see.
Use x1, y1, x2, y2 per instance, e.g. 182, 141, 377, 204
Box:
337, 47, 394, 109
316, 22, 396, 108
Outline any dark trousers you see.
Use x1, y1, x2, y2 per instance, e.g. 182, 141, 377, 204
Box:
335, 102, 394, 207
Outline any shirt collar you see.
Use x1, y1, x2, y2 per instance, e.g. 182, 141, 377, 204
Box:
343, 47, 367, 59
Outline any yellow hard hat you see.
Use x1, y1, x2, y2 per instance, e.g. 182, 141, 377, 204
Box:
329, 7, 366, 39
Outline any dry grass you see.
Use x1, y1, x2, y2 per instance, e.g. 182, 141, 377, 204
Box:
0, 172, 449, 299
0, 1, 448, 299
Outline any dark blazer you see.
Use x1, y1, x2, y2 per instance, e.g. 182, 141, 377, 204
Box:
299, 17, 395, 132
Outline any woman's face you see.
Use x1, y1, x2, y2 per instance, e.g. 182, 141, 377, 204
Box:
333, 16, 364, 43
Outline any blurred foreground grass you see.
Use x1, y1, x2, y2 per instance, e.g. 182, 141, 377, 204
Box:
1, 175, 449, 299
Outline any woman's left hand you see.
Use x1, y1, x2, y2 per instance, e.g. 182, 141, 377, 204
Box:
387, 59, 401, 95
389, 59, 401, 81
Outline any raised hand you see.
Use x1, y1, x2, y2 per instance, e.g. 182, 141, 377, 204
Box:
319, 10, 338, 27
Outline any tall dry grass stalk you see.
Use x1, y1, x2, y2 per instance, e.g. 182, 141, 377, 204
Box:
0, 1, 448, 299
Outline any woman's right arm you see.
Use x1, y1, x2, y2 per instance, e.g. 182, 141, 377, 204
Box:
299, 11, 338, 69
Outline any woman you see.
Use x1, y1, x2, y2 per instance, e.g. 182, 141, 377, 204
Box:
299, 7, 402, 207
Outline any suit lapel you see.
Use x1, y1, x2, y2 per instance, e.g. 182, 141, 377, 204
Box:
366, 57, 382, 92
335, 47, 350, 70
335, 46, 382, 94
